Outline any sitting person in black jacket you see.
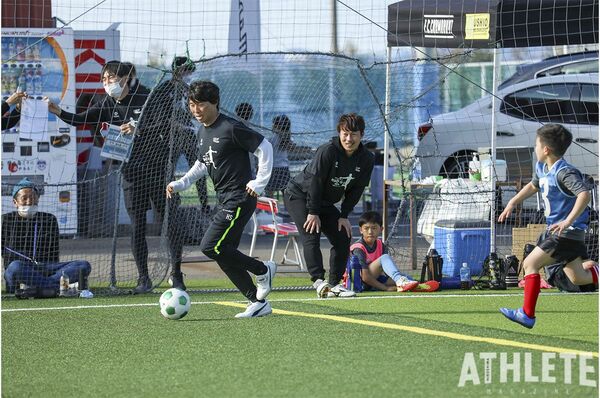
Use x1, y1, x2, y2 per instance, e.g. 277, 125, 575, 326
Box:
3, 178, 92, 295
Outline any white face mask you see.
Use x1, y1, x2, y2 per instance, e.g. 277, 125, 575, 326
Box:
17, 205, 38, 218
104, 80, 125, 98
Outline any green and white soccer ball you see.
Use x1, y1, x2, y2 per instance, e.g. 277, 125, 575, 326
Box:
159, 288, 191, 320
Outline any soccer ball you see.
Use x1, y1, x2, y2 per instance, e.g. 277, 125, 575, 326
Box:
159, 288, 191, 320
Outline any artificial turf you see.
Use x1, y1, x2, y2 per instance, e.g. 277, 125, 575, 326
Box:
1, 280, 597, 398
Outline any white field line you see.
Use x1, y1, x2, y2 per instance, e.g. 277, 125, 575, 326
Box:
1, 291, 596, 313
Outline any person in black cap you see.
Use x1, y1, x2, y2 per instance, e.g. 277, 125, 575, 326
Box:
235, 102, 254, 122
2, 178, 92, 296
157, 56, 209, 211
235, 102, 257, 177
265, 114, 292, 198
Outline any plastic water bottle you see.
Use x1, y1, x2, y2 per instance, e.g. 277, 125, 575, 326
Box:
25, 69, 35, 94
33, 68, 43, 95
412, 158, 422, 182
460, 262, 471, 290
350, 255, 363, 293
7, 39, 16, 61
1, 65, 8, 95
15, 39, 25, 61
59, 271, 69, 297
17, 71, 26, 93
1, 40, 8, 62
468, 155, 481, 181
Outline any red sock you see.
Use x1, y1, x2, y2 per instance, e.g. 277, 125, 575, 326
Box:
591, 266, 598, 286
523, 273, 541, 318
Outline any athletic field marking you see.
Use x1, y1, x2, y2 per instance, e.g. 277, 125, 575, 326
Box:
215, 301, 599, 358
4, 297, 599, 357
1, 291, 596, 313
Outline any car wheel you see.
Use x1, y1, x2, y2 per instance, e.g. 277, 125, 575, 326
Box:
441, 151, 474, 179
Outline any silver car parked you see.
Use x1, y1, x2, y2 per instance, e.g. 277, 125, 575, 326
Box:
416, 73, 599, 180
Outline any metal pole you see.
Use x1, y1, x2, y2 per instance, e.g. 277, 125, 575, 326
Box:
331, 0, 338, 54
384, 47, 391, 181
329, 0, 338, 130
110, 172, 122, 290
259, 56, 264, 131
383, 46, 392, 240
490, 47, 501, 253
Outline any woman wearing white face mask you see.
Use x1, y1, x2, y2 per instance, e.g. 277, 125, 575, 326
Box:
2, 178, 92, 296
45, 60, 185, 294
45, 60, 144, 135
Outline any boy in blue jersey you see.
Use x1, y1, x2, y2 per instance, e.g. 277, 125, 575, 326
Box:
498, 124, 598, 328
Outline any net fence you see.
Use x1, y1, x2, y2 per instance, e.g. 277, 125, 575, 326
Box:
1, 0, 598, 293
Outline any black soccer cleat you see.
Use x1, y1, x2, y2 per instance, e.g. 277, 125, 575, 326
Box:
168, 271, 187, 291
131, 276, 153, 294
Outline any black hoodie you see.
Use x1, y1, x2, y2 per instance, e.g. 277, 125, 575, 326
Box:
58, 82, 172, 180
287, 137, 374, 218
57, 81, 150, 129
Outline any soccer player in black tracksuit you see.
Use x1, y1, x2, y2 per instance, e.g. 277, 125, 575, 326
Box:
167, 81, 277, 318
285, 113, 374, 298
47, 60, 183, 294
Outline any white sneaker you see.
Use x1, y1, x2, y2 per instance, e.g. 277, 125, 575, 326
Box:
314, 279, 332, 298
327, 284, 357, 298
396, 276, 419, 292
234, 300, 272, 318
256, 261, 277, 301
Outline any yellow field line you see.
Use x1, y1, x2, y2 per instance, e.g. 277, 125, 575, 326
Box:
214, 301, 598, 358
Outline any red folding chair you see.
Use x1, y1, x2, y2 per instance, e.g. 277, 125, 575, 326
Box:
249, 197, 305, 270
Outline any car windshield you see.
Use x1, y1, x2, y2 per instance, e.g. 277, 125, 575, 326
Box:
498, 52, 598, 90
537, 59, 599, 78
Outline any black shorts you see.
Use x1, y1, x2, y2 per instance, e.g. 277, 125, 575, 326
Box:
536, 231, 588, 264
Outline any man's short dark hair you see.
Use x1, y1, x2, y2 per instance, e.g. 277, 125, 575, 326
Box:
358, 211, 382, 227
101, 60, 134, 80
122, 62, 136, 78
189, 81, 220, 106
172, 56, 196, 73
536, 124, 572, 157
272, 114, 291, 132
235, 102, 253, 121
337, 113, 365, 134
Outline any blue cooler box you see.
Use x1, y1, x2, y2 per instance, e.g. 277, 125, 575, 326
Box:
434, 220, 490, 277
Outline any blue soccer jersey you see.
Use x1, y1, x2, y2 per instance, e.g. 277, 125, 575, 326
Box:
536, 159, 589, 230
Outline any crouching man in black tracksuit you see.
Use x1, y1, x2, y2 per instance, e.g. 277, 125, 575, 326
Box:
285, 113, 374, 298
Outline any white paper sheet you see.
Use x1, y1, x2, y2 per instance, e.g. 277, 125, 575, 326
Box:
19, 98, 49, 140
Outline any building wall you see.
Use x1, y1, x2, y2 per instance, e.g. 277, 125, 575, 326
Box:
2, 0, 54, 28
